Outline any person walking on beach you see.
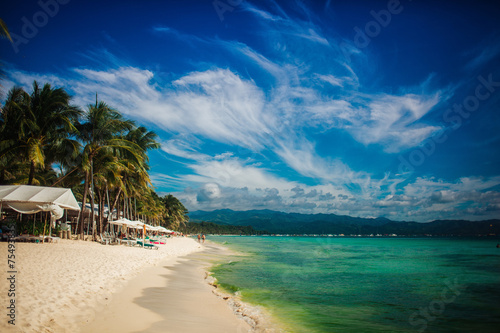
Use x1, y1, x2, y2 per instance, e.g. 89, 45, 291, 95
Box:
202, 234, 206, 243
197, 234, 201, 243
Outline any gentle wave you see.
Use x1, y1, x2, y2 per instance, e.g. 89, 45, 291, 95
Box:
209, 236, 500, 333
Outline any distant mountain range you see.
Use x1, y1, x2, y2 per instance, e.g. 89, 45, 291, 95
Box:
189, 209, 500, 236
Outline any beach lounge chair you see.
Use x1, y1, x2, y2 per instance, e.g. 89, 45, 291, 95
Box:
100, 233, 112, 245
50, 236, 61, 243
42, 236, 60, 243
12, 234, 49, 243
109, 230, 125, 245
11, 235, 35, 242
103, 231, 124, 245
122, 238, 137, 246
148, 237, 166, 245
136, 240, 159, 250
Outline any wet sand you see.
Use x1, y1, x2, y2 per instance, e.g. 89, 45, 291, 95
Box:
81, 242, 253, 333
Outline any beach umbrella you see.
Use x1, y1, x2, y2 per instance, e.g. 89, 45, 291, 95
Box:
152, 226, 170, 234
107, 218, 129, 235
128, 220, 145, 229
109, 218, 145, 237
108, 218, 133, 226
156, 226, 174, 234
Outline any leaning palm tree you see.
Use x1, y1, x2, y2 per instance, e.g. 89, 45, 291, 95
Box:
0, 18, 12, 42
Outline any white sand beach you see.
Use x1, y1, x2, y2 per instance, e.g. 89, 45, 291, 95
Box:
81, 241, 257, 333
0, 237, 244, 332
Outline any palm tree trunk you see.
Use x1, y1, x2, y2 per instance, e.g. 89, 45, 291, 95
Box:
123, 194, 127, 219
105, 185, 111, 223
129, 197, 133, 220
51, 166, 78, 187
90, 161, 96, 241
109, 188, 122, 221
78, 170, 89, 239
28, 160, 35, 185
97, 189, 104, 237
42, 213, 47, 244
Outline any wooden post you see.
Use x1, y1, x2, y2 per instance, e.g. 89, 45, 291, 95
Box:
42, 212, 47, 244
142, 224, 146, 248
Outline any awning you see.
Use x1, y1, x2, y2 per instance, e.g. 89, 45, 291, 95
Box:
0, 185, 80, 219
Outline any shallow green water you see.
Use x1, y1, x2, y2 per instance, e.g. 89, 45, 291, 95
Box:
209, 236, 500, 333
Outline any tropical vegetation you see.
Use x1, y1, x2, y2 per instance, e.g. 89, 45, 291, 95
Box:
184, 221, 266, 235
0, 81, 189, 238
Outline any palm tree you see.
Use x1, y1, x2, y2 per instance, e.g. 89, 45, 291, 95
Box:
125, 126, 161, 156
0, 18, 12, 42
76, 100, 137, 239
162, 194, 189, 230
1, 82, 81, 185
120, 126, 160, 219
92, 148, 124, 236
1, 87, 27, 184
136, 189, 165, 225
0, 18, 12, 99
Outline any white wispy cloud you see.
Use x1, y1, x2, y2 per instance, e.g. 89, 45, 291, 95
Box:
244, 6, 284, 22
463, 36, 500, 71
274, 138, 368, 188
159, 135, 208, 162
151, 25, 206, 45
344, 93, 443, 153
314, 73, 344, 87
244, 1, 331, 47
5, 70, 67, 93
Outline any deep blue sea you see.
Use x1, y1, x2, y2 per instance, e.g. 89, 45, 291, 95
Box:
209, 236, 500, 333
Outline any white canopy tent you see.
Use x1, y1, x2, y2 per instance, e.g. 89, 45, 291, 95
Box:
0, 185, 80, 241
0, 185, 80, 216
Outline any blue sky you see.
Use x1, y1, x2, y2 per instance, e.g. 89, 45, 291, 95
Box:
2, 0, 500, 221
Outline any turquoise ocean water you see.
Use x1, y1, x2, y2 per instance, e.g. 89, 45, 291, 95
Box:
209, 236, 500, 333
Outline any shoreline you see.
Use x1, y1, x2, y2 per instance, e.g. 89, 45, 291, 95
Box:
204, 241, 284, 333
81, 240, 256, 333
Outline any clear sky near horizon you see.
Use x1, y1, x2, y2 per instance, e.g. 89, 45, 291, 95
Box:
1, 0, 500, 221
